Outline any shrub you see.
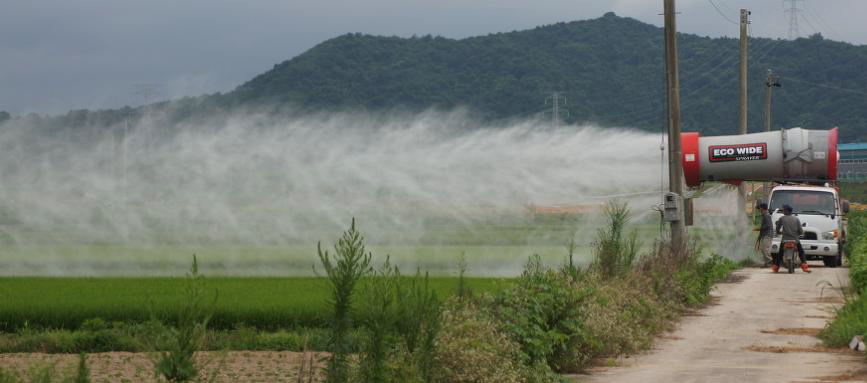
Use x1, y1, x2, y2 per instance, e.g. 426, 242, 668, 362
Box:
489, 255, 589, 376
432, 300, 527, 383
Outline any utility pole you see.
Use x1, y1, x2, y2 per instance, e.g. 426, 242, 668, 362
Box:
784, 0, 804, 39
762, 69, 781, 199
664, 0, 686, 251
737, 9, 750, 220
545, 92, 568, 129
763, 69, 781, 133
738, 9, 749, 137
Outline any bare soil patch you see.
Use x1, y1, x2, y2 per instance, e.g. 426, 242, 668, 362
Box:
0, 351, 325, 382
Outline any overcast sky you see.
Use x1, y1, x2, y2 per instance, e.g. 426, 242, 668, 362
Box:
2, 0, 865, 115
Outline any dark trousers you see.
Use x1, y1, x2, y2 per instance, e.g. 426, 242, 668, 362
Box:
773, 241, 807, 265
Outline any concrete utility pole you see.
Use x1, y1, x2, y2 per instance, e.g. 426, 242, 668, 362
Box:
738, 9, 749, 136
763, 69, 781, 133
737, 9, 749, 216
762, 69, 781, 199
664, 0, 686, 251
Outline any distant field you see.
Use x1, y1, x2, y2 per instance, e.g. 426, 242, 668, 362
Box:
0, 277, 508, 331
0, 217, 636, 276
0, 215, 742, 276
0, 243, 589, 277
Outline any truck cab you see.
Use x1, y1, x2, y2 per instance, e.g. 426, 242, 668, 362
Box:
768, 185, 848, 267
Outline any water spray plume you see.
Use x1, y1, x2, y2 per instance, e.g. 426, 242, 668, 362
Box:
0, 110, 749, 275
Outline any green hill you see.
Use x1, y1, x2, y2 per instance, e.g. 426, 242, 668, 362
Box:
8, 12, 867, 141
225, 12, 867, 139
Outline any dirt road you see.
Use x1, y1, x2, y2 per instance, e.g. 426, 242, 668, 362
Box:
576, 265, 867, 383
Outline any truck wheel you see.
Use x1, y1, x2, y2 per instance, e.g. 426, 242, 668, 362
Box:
826, 248, 843, 268
836, 244, 844, 267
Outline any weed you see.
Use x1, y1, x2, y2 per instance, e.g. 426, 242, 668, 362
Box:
592, 201, 639, 279
455, 252, 471, 300
395, 270, 441, 382
357, 259, 399, 383
318, 218, 372, 383
152, 255, 216, 382
562, 237, 581, 279
294, 336, 317, 383
821, 211, 867, 349
73, 354, 90, 383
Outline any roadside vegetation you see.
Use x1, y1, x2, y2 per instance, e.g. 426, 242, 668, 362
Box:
310, 201, 735, 382
820, 210, 867, 350
0, 201, 736, 381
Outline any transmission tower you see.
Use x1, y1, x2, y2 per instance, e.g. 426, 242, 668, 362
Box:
132, 83, 159, 106
784, 0, 804, 39
544, 92, 569, 129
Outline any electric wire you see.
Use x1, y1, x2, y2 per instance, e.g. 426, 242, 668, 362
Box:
708, 0, 739, 25
783, 77, 867, 97
803, 4, 843, 41
799, 13, 820, 35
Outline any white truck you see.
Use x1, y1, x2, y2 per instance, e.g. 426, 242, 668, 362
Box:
768, 184, 849, 267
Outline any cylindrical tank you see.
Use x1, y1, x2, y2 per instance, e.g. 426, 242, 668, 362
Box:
681, 127, 838, 187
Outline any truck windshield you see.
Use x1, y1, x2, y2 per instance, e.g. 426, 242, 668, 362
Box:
769, 190, 836, 215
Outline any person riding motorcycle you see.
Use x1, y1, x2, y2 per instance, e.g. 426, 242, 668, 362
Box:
772, 204, 811, 273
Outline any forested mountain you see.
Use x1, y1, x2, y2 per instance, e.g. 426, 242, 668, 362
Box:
6, 12, 867, 141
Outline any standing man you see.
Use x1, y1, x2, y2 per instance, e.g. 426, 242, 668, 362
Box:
754, 203, 773, 267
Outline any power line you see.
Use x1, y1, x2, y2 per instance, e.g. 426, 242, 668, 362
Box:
708, 0, 739, 25
784, 76, 867, 97
799, 13, 819, 35
803, 4, 842, 40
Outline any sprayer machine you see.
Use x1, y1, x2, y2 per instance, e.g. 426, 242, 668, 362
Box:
679, 127, 847, 267
681, 127, 837, 187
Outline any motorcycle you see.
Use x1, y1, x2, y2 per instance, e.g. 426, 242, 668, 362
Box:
781, 239, 798, 274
